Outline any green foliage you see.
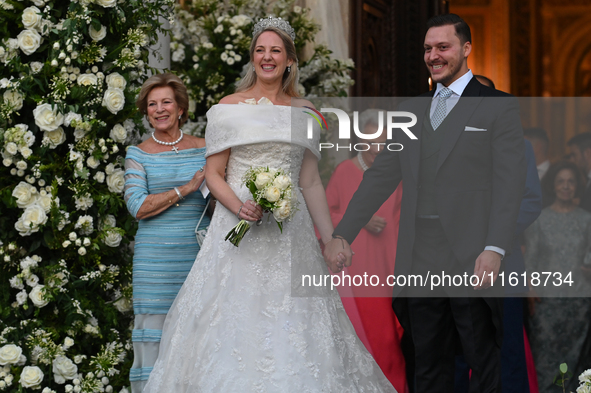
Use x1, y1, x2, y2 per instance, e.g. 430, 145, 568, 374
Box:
0, 0, 171, 390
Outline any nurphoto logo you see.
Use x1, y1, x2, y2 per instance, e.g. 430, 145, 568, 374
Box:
305, 108, 418, 152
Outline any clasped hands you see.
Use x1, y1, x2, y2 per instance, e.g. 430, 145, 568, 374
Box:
323, 236, 353, 273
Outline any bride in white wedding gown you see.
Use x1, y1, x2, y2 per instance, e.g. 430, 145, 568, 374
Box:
142, 18, 397, 393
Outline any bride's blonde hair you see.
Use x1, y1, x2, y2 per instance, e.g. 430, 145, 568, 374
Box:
235, 26, 300, 97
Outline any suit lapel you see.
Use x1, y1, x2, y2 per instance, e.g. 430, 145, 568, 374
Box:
436, 78, 483, 173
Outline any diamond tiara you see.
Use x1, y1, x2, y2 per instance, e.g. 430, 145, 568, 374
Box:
252, 16, 296, 42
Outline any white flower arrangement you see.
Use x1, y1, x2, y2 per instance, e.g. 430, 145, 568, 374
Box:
0, 0, 170, 390
225, 166, 298, 246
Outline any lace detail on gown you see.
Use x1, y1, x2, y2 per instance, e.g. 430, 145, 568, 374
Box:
143, 105, 397, 393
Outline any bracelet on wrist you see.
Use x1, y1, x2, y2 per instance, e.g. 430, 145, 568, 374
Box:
236, 204, 244, 220
332, 234, 346, 248
174, 187, 184, 201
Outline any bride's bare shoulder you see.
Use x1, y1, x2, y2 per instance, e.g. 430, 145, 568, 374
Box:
291, 97, 315, 109
218, 93, 249, 105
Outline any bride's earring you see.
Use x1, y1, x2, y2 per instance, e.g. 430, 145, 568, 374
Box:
287, 65, 291, 73
252, 65, 255, 72
178, 115, 181, 120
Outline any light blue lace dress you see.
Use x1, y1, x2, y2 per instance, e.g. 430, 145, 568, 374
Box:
124, 146, 209, 392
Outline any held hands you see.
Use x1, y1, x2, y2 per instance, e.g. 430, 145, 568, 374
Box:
237, 199, 263, 222
473, 250, 502, 290
323, 236, 353, 273
365, 215, 387, 235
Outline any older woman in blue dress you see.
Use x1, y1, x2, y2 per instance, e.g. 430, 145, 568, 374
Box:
123, 73, 209, 392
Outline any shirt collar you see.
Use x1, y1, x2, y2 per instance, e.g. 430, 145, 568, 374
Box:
537, 160, 550, 172
434, 70, 474, 98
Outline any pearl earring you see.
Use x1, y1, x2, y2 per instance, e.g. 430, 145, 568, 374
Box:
178, 115, 181, 120
252, 66, 255, 72
287, 65, 291, 73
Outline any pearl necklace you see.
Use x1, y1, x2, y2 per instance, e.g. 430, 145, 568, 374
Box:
152, 129, 183, 153
357, 151, 369, 171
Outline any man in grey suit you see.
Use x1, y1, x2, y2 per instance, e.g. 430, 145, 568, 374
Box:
324, 14, 526, 393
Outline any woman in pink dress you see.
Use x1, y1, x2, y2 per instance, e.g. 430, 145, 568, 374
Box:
323, 109, 406, 392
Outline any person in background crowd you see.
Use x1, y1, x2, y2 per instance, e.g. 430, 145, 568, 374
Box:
322, 108, 406, 391
524, 128, 551, 181
525, 161, 591, 393
567, 133, 591, 211
124, 73, 209, 392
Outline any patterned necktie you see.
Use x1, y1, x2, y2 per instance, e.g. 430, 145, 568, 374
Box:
431, 87, 453, 130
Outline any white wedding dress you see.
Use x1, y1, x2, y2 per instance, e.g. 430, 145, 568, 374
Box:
143, 102, 397, 392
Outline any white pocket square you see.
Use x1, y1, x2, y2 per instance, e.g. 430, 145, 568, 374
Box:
464, 126, 487, 131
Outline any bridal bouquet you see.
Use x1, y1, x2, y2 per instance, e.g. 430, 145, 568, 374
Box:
225, 167, 297, 246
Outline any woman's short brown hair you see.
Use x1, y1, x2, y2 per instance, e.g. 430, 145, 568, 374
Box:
136, 73, 189, 128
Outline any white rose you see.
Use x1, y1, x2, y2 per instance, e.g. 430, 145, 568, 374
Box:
43, 127, 66, 149
16, 290, 28, 305
77, 74, 98, 86
3, 158, 12, 167
5, 142, 18, 155
273, 174, 290, 190
37, 194, 57, 212
75, 215, 93, 235
3, 90, 24, 111
17, 29, 42, 55
78, 247, 86, 256
64, 112, 82, 127
63, 337, 74, 349
20, 147, 32, 159
16, 160, 27, 170
264, 186, 281, 202
28, 285, 49, 307
33, 103, 64, 132
73, 128, 87, 141
113, 296, 132, 313
109, 124, 127, 143
254, 172, 273, 190
88, 24, 106, 41
99, 214, 116, 230
23, 131, 35, 147
9, 276, 24, 289
272, 199, 291, 222
95, 0, 116, 7
0, 344, 22, 365
102, 88, 125, 114
105, 164, 115, 175
12, 181, 38, 208
15, 204, 47, 236
102, 230, 122, 247
22, 6, 42, 29
106, 169, 124, 193
19, 365, 44, 389
52, 356, 77, 384
93, 171, 105, 183
105, 72, 126, 90
26, 274, 39, 287
30, 61, 43, 73
86, 156, 100, 169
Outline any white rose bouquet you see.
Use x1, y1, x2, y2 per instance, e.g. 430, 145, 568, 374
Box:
225, 166, 298, 247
